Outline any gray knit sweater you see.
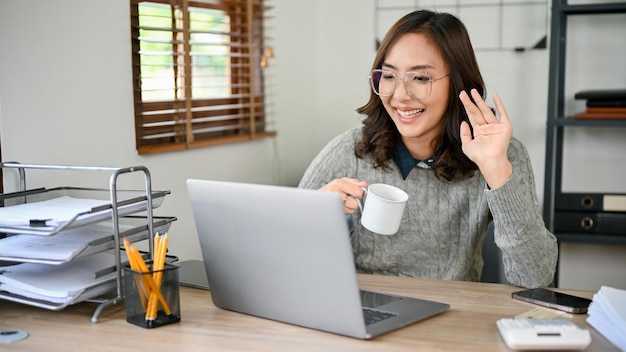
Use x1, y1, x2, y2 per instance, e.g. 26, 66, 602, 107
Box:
298, 127, 557, 288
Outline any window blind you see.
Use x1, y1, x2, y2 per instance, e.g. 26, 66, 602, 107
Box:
131, 0, 275, 155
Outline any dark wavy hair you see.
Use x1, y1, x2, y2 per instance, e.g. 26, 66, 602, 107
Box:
355, 10, 484, 182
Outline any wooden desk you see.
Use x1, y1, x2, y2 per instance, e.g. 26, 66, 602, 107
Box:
0, 275, 618, 351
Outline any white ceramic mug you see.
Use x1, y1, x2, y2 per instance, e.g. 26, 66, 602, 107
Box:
355, 183, 408, 235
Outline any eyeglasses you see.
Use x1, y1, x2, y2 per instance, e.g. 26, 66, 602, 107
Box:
369, 69, 449, 99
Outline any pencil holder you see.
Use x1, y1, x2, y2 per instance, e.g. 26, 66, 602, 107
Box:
123, 263, 181, 329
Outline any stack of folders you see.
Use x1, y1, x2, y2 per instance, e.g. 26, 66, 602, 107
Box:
553, 193, 626, 235
574, 89, 626, 119
587, 286, 626, 351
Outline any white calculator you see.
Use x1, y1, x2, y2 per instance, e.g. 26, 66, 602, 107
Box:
496, 318, 591, 350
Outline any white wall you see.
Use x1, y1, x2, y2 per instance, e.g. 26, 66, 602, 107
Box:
0, 0, 624, 290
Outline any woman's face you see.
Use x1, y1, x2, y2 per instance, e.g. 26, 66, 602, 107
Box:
380, 33, 450, 152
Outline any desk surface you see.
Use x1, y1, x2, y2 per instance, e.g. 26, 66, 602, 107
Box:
0, 274, 618, 351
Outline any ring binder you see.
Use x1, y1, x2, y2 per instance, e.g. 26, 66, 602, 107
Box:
553, 212, 626, 235
555, 193, 626, 213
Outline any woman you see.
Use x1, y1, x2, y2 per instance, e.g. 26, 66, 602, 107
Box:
298, 10, 557, 289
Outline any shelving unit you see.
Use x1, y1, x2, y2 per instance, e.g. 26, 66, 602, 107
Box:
0, 162, 174, 322
542, 1, 626, 246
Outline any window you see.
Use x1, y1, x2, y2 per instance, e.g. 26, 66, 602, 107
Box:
130, 0, 275, 155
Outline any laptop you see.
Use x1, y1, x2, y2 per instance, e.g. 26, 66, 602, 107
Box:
186, 179, 449, 339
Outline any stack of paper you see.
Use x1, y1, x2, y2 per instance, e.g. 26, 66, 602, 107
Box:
0, 251, 124, 304
587, 286, 626, 351
0, 221, 135, 264
0, 196, 110, 230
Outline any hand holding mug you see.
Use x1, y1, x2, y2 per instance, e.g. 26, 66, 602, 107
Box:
320, 177, 367, 214
351, 183, 408, 235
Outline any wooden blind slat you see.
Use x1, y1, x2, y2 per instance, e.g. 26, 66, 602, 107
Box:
137, 104, 267, 125
138, 120, 273, 142
137, 96, 263, 112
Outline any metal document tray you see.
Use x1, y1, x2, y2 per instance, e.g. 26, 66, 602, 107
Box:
0, 187, 170, 235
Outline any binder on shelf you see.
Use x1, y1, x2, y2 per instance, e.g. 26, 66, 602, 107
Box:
555, 193, 626, 212
574, 89, 626, 101
574, 88, 626, 119
553, 212, 626, 235
586, 100, 626, 108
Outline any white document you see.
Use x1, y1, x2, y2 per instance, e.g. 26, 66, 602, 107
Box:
0, 251, 123, 300
0, 221, 134, 263
587, 286, 626, 351
0, 196, 110, 228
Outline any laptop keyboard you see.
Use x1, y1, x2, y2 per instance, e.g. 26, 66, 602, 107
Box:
362, 307, 398, 325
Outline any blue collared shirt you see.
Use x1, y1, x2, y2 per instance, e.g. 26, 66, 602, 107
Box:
393, 140, 434, 180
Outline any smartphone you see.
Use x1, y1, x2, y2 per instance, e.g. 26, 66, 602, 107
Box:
511, 288, 592, 314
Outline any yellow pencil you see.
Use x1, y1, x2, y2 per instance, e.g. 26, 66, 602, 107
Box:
124, 238, 150, 310
153, 232, 161, 266
146, 232, 170, 320
146, 233, 160, 320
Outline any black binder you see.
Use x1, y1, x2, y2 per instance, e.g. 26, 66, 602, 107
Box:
553, 212, 626, 235
586, 100, 626, 108
574, 89, 626, 101
555, 193, 626, 212
574, 89, 626, 108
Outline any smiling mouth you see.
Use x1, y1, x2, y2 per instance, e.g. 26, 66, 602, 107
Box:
397, 108, 424, 118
